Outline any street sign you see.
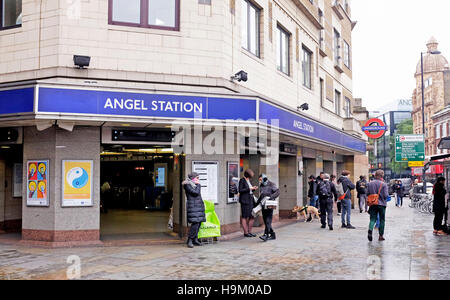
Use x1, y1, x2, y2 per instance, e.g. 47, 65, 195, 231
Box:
363, 118, 387, 139
395, 134, 425, 162
408, 161, 425, 167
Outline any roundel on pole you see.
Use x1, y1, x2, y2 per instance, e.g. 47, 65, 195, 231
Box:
362, 118, 387, 139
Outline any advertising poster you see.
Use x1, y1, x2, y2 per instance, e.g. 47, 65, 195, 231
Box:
62, 160, 93, 207
227, 162, 239, 204
192, 161, 219, 204
27, 160, 49, 206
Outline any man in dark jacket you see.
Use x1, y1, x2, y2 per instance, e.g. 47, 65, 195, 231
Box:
317, 173, 338, 231
433, 177, 448, 236
183, 172, 206, 248
356, 176, 368, 213
258, 174, 280, 242
367, 170, 389, 241
338, 170, 356, 229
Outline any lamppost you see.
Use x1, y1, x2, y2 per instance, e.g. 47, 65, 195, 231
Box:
421, 49, 441, 193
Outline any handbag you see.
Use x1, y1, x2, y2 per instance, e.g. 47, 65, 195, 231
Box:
367, 183, 383, 207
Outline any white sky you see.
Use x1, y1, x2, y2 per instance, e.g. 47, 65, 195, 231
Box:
352, 0, 450, 112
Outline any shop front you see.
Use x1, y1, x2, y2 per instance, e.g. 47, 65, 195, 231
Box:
0, 83, 366, 246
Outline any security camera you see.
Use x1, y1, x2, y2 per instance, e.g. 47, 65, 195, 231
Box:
297, 103, 309, 111
231, 70, 248, 82
73, 55, 91, 69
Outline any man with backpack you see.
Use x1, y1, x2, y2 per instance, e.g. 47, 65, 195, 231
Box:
337, 170, 356, 229
356, 175, 368, 213
317, 173, 338, 231
367, 170, 389, 241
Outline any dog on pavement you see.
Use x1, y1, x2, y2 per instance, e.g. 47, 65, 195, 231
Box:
292, 205, 321, 222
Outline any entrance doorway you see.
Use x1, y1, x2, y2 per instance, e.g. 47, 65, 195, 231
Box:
100, 145, 180, 241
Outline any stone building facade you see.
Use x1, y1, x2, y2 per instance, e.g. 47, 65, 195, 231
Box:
412, 37, 450, 156
0, 0, 368, 246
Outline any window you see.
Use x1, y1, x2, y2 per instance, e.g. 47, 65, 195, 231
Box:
335, 90, 341, 115
436, 124, 441, 139
343, 41, 350, 69
241, 0, 260, 57
277, 25, 290, 75
320, 78, 324, 105
444, 122, 448, 138
302, 46, 312, 89
1, 0, 22, 30
424, 77, 433, 88
333, 29, 341, 65
344, 97, 351, 118
109, 0, 180, 31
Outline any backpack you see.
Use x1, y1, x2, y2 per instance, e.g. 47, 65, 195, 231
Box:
336, 181, 346, 201
359, 181, 367, 194
318, 181, 332, 198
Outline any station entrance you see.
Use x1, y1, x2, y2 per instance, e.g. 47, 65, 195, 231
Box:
100, 145, 181, 241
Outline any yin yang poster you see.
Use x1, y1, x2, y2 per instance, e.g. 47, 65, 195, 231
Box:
62, 160, 93, 207
26, 160, 49, 207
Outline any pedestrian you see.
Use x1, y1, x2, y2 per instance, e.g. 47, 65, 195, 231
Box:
432, 177, 448, 236
317, 173, 338, 231
394, 180, 404, 207
338, 170, 356, 229
239, 169, 258, 238
258, 174, 280, 242
183, 172, 206, 248
331, 175, 341, 216
308, 175, 318, 209
367, 170, 389, 242
315, 172, 325, 210
356, 175, 368, 213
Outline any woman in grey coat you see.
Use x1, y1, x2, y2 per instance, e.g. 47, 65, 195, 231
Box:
183, 172, 206, 248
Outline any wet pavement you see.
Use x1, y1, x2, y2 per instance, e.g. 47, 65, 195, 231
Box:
0, 198, 448, 280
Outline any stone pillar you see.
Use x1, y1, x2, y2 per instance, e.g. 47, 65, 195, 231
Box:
279, 155, 297, 219
21, 126, 101, 246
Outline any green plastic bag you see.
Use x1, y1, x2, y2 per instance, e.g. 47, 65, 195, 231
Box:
198, 200, 221, 239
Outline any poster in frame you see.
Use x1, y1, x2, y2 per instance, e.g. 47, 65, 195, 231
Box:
26, 160, 49, 207
62, 160, 94, 207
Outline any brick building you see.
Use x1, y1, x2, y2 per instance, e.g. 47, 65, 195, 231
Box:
0, 0, 367, 246
412, 37, 450, 156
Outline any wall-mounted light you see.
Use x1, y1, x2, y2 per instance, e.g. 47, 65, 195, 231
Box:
73, 55, 91, 69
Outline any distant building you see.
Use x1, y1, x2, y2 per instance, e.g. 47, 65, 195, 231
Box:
369, 99, 413, 179
412, 37, 450, 156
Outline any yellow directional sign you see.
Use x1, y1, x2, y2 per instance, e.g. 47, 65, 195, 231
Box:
408, 161, 424, 167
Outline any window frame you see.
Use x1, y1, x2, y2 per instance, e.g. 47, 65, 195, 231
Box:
108, 0, 180, 31
302, 46, 312, 89
344, 97, 351, 118
0, 0, 22, 31
277, 25, 291, 76
343, 40, 351, 69
241, 0, 261, 58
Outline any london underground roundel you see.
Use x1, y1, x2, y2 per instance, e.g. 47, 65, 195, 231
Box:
362, 118, 387, 139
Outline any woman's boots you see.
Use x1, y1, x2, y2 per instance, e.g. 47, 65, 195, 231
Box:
187, 238, 202, 248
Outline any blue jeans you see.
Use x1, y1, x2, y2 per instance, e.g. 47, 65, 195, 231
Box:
310, 195, 319, 208
396, 194, 403, 207
341, 199, 352, 225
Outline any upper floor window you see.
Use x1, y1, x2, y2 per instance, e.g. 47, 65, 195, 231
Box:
277, 25, 290, 75
343, 41, 351, 69
109, 0, 180, 31
302, 46, 312, 89
1, 0, 22, 30
424, 77, 433, 88
241, 0, 260, 57
344, 97, 351, 118
335, 90, 341, 115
